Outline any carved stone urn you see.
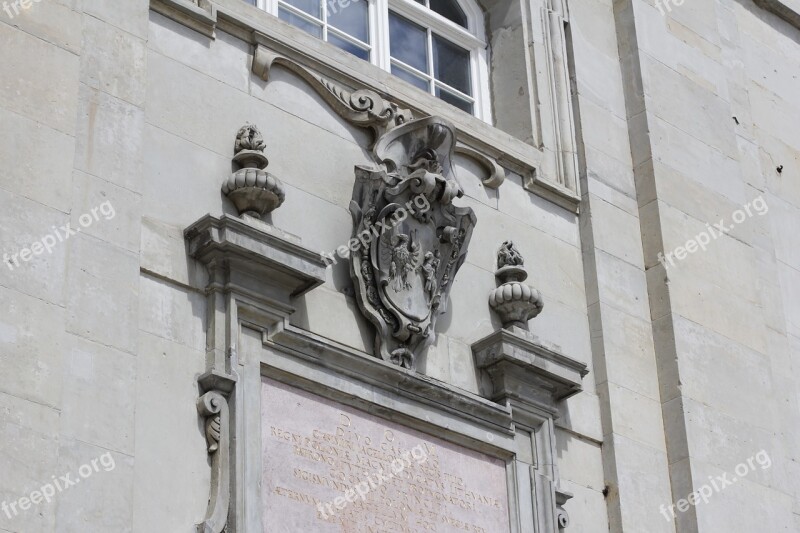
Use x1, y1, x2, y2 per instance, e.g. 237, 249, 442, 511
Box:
488, 241, 544, 329
222, 123, 286, 217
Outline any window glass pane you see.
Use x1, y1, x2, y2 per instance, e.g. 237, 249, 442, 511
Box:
328, 0, 369, 42
389, 12, 428, 74
436, 86, 473, 113
329, 33, 370, 60
429, 0, 467, 27
392, 64, 429, 91
433, 34, 470, 95
279, 7, 323, 37
280, 0, 320, 18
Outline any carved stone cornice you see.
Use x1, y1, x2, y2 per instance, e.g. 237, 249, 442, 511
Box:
185, 214, 326, 304
472, 326, 587, 416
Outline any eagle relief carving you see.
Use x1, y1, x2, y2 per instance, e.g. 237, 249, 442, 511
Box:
349, 117, 476, 371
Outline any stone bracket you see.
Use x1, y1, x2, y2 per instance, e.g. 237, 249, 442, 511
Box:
196, 388, 232, 533
472, 326, 588, 416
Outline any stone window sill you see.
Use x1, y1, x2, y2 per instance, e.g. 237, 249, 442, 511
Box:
150, 0, 582, 212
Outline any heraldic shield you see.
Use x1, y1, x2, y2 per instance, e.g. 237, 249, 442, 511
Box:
349, 116, 476, 371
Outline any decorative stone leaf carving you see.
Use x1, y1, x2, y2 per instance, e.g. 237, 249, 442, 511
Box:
196, 390, 231, 533
349, 117, 476, 370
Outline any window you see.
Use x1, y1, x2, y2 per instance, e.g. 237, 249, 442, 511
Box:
256, 0, 490, 120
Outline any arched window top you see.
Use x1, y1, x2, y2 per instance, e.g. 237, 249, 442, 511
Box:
259, 0, 490, 120
416, 0, 467, 28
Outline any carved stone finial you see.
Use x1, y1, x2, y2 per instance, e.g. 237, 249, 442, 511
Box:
222, 123, 285, 218
488, 241, 543, 329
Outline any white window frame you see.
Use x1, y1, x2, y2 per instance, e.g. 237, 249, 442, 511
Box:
258, 0, 491, 122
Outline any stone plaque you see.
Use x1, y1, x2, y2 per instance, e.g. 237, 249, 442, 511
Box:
261, 378, 511, 533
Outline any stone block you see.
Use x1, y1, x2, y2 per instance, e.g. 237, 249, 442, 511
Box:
59, 334, 136, 455
0, 107, 75, 213
54, 439, 134, 533
0, 22, 79, 135
81, 0, 149, 38
0, 188, 69, 305
71, 170, 142, 253
80, 14, 147, 106
0, 392, 59, 533
74, 85, 145, 193
131, 332, 208, 533
65, 234, 139, 354
138, 274, 206, 352
149, 13, 250, 93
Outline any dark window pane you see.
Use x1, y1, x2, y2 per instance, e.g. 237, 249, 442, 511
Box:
279, 7, 323, 36
328, 33, 370, 60
433, 35, 470, 95
328, 0, 369, 42
429, 0, 467, 27
436, 86, 473, 114
281, 0, 320, 17
389, 12, 428, 73
392, 64, 429, 91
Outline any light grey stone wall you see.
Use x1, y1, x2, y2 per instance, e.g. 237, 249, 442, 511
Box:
614, 0, 800, 531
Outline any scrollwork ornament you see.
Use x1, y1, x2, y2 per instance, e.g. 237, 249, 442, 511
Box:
196, 391, 231, 533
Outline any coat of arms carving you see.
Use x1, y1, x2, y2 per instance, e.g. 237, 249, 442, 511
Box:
349, 117, 476, 371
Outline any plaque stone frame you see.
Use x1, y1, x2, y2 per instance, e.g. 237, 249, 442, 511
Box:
185, 215, 586, 533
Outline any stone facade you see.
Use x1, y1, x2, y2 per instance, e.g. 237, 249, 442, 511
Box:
0, 0, 797, 531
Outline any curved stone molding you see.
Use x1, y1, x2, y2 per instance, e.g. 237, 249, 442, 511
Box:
252, 45, 413, 140
454, 143, 506, 188
196, 390, 231, 533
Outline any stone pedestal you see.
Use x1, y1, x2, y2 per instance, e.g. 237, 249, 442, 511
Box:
472, 326, 587, 532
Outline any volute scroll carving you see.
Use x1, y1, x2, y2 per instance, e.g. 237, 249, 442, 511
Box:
196, 390, 231, 533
